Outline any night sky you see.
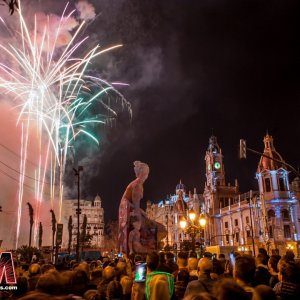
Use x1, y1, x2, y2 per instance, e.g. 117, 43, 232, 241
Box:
78, 0, 300, 222
2, 0, 300, 224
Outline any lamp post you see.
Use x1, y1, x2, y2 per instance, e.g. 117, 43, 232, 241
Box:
73, 166, 83, 262
179, 209, 207, 253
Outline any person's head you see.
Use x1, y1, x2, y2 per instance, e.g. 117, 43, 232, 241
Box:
84, 289, 98, 300
40, 263, 55, 274
188, 257, 198, 272
177, 251, 188, 268
72, 269, 89, 296
35, 269, 62, 295
165, 252, 175, 264
120, 275, 133, 295
107, 279, 123, 300
213, 278, 248, 300
146, 251, 159, 272
91, 269, 102, 281
219, 254, 226, 261
158, 252, 166, 264
103, 265, 115, 281
116, 261, 127, 276
189, 251, 197, 258
279, 260, 300, 284
176, 269, 190, 284
28, 263, 41, 277
133, 220, 142, 230
203, 252, 213, 259
268, 255, 281, 273
258, 248, 269, 265
253, 285, 276, 300
233, 255, 256, 284
198, 257, 213, 276
11, 276, 28, 297
256, 253, 266, 266
134, 161, 149, 181
184, 293, 216, 300
284, 250, 295, 262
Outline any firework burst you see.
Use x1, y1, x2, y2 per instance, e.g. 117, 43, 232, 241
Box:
0, 1, 131, 248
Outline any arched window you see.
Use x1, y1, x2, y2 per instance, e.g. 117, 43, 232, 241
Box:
284, 225, 291, 238
267, 209, 275, 220
279, 177, 286, 191
269, 225, 273, 238
281, 209, 290, 221
265, 178, 271, 192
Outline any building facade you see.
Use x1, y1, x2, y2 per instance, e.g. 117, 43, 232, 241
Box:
147, 134, 300, 256
146, 182, 203, 249
61, 195, 105, 250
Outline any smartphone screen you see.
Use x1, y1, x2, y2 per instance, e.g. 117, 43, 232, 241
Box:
134, 262, 147, 282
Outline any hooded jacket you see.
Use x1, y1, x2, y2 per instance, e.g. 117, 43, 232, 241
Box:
145, 271, 174, 300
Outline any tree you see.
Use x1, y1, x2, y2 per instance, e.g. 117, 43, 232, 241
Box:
68, 216, 73, 253
80, 214, 87, 251
16, 245, 42, 263
50, 209, 56, 259
104, 221, 118, 252
27, 202, 34, 247
38, 222, 43, 249
1, 0, 18, 15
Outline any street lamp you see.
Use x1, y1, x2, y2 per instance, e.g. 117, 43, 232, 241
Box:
179, 209, 207, 253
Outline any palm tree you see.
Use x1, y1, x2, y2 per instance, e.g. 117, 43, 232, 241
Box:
80, 214, 87, 251
50, 209, 56, 260
68, 216, 73, 253
38, 222, 43, 249
27, 202, 34, 247
2, 0, 19, 15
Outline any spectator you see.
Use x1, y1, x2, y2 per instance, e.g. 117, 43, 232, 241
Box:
213, 278, 248, 300
97, 266, 115, 300
120, 275, 133, 300
166, 252, 179, 273
253, 285, 276, 300
183, 293, 215, 300
233, 255, 256, 296
174, 269, 190, 300
107, 279, 123, 300
188, 257, 199, 280
258, 248, 269, 266
35, 269, 63, 296
157, 252, 173, 273
273, 260, 300, 300
145, 251, 175, 300
218, 254, 226, 274
27, 263, 41, 291
184, 257, 216, 297
173, 252, 189, 279
283, 250, 295, 262
268, 255, 281, 288
253, 253, 271, 286
11, 276, 28, 299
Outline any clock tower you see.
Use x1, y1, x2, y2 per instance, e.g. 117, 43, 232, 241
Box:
205, 135, 225, 189
203, 135, 239, 246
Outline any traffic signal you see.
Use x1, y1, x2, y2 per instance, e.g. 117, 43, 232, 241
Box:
239, 139, 247, 159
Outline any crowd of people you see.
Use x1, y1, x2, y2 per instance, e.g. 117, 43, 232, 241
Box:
0, 248, 300, 300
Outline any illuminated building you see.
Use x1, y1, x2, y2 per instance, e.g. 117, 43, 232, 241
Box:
61, 195, 104, 250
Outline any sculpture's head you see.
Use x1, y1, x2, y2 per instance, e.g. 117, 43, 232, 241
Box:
133, 219, 142, 230
134, 161, 149, 181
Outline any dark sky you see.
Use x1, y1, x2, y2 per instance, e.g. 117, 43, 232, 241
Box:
67, 0, 300, 222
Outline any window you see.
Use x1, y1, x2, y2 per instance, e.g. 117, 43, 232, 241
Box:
246, 230, 251, 238
265, 178, 271, 192
281, 209, 290, 221
225, 198, 229, 207
234, 219, 238, 226
226, 234, 229, 244
269, 226, 273, 238
284, 225, 291, 238
225, 222, 229, 229
235, 232, 239, 242
268, 209, 275, 220
246, 216, 250, 224
279, 178, 285, 191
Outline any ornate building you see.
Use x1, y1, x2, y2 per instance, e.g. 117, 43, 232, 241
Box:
147, 134, 300, 256
146, 182, 202, 249
61, 195, 105, 249
203, 134, 300, 255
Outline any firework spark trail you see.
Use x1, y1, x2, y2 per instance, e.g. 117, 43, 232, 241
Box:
0, 1, 131, 247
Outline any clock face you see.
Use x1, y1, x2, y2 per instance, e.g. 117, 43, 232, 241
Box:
214, 162, 221, 170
